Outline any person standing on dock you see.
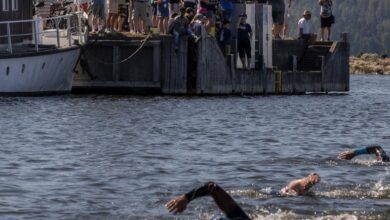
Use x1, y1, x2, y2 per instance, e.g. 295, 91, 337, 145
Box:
339, 146, 389, 162
217, 20, 232, 59
169, 0, 181, 15
282, 0, 292, 39
106, 0, 119, 33
156, 0, 170, 34
183, 0, 197, 10
237, 13, 252, 70
90, 0, 105, 33
117, 0, 128, 32
165, 174, 320, 219
267, 0, 285, 39
133, 0, 152, 34
319, 0, 334, 41
220, 0, 233, 22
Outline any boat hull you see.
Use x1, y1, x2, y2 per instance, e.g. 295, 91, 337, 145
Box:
0, 47, 80, 94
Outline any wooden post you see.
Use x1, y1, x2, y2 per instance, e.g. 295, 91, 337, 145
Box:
292, 55, 297, 94
320, 56, 326, 93
152, 41, 161, 82
113, 46, 120, 81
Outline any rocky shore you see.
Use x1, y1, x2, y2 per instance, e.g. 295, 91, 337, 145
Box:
350, 54, 390, 75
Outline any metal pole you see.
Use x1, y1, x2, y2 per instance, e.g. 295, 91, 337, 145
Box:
77, 13, 83, 44
6, 23, 13, 54
56, 18, 60, 48
67, 16, 72, 46
33, 17, 39, 52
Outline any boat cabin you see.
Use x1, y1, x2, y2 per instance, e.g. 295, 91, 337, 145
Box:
0, 0, 33, 44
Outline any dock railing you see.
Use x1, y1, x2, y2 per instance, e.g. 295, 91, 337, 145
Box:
0, 12, 86, 54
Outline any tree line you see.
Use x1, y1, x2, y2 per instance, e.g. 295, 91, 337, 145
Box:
287, 0, 390, 55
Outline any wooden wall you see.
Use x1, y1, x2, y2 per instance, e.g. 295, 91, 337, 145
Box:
0, 0, 33, 43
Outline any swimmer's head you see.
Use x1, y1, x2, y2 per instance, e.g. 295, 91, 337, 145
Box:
307, 173, 320, 184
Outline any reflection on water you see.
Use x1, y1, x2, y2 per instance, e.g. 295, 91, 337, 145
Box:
0, 75, 389, 219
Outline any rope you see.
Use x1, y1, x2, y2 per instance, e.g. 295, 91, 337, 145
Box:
83, 34, 152, 65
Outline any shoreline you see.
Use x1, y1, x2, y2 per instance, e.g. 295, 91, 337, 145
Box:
350, 53, 390, 75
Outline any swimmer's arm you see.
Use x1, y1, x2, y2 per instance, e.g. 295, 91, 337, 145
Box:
166, 182, 251, 219
366, 146, 389, 162
282, 179, 306, 195
339, 146, 389, 161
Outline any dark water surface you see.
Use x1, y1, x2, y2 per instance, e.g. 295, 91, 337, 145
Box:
0, 75, 389, 219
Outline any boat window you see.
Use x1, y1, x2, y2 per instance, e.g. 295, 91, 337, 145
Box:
2, 0, 10, 11
11, 0, 17, 11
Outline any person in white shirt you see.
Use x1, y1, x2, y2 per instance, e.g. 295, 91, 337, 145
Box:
298, 10, 312, 41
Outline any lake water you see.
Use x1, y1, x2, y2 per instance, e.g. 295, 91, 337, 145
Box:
0, 75, 389, 219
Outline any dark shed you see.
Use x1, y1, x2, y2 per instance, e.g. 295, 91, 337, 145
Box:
0, 0, 33, 44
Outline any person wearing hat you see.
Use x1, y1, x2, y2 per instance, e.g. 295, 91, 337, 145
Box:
217, 20, 232, 59
237, 13, 252, 70
298, 10, 313, 41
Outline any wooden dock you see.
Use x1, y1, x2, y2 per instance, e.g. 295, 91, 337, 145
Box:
73, 3, 349, 95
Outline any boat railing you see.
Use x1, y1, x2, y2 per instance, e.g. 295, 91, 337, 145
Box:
0, 12, 86, 54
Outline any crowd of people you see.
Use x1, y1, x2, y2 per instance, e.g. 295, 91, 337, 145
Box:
34, 0, 335, 68
35, 0, 335, 41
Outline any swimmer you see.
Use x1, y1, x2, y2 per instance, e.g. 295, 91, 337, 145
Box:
339, 145, 389, 162
165, 173, 320, 219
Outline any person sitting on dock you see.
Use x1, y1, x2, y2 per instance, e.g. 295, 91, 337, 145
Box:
169, 7, 199, 52
339, 146, 389, 162
165, 173, 320, 219
298, 10, 313, 42
237, 13, 252, 70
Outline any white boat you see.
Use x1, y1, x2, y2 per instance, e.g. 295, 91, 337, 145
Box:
0, 12, 86, 94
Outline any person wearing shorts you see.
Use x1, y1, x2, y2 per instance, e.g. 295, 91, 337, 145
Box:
237, 14, 252, 70
267, 0, 285, 39
156, 0, 169, 33
117, 0, 127, 32
282, 0, 291, 38
169, 0, 180, 15
319, 0, 334, 41
106, 0, 119, 32
90, 0, 105, 32
133, 0, 152, 34
183, 0, 197, 10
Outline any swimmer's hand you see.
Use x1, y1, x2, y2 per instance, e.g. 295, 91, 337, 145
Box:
339, 150, 355, 160
165, 195, 188, 214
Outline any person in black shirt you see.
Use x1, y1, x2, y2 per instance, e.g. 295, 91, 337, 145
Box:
217, 20, 232, 59
237, 13, 252, 70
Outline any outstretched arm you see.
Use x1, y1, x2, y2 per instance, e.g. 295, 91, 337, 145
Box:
165, 182, 251, 220
339, 146, 389, 162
